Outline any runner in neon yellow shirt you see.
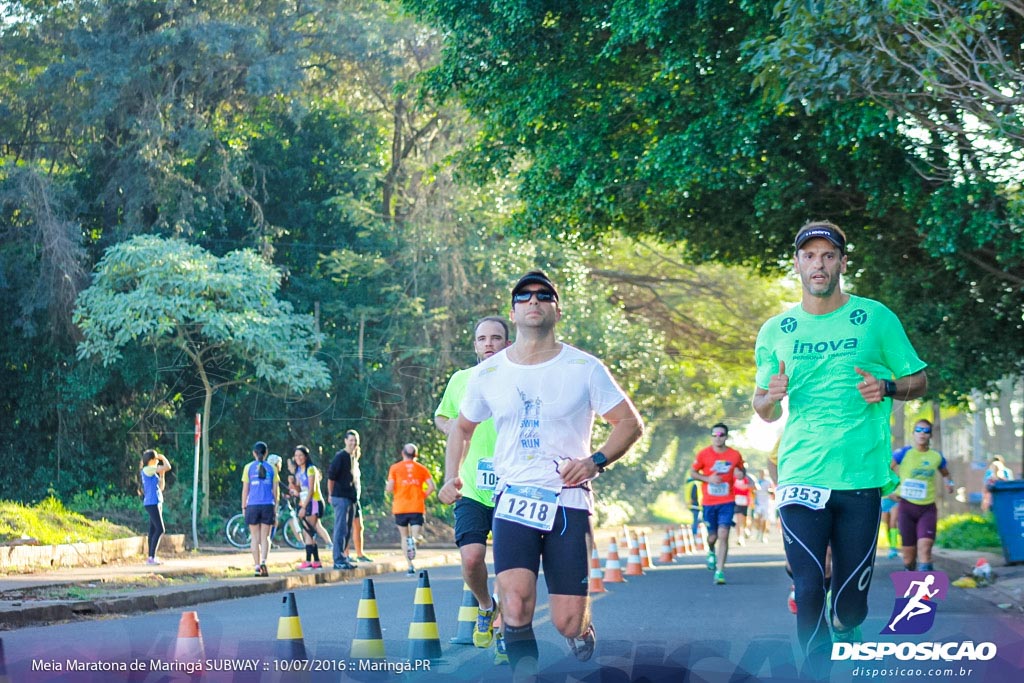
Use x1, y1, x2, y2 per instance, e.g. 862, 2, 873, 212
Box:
436, 316, 510, 654
891, 418, 953, 572
753, 221, 928, 675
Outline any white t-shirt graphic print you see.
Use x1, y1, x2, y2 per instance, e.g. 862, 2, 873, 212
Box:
459, 344, 628, 512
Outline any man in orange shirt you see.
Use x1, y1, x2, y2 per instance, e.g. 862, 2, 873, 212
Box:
692, 423, 746, 585
386, 443, 437, 575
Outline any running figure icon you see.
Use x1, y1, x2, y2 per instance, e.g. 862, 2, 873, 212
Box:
888, 574, 939, 631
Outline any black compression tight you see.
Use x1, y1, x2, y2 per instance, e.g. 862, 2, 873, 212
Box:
779, 488, 881, 659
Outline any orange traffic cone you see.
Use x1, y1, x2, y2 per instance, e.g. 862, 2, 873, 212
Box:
351, 578, 386, 659
673, 526, 685, 559
696, 522, 708, 551
603, 537, 626, 583
408, 570, 443, 661
588, 546, 606, 593
276, 592, 307, 661
657, 529, 674, 564
172, 611, 204, 664
682, 525, 696, 555
639, 532, 652, 569
624, 534, 644, 576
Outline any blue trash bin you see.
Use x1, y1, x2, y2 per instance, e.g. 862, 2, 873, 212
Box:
990, 480, 1024, 564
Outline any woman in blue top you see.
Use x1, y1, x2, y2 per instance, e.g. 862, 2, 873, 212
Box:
242, 441, 279, 576
140, 449, 171, 565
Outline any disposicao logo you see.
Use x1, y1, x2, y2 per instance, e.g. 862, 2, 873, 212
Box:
832, 571, 998, 662
883, 570, 947, 635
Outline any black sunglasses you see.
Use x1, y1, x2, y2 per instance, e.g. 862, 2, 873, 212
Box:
512, 290, 556, 303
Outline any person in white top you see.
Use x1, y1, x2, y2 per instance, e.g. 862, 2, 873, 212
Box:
446, 270, 644, 676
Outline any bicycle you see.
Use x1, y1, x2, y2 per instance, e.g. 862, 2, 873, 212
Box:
225, 497, 306, 550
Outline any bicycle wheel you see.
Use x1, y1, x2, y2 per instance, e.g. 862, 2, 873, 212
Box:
283, 516, 305, 550
225, 514, 251, 549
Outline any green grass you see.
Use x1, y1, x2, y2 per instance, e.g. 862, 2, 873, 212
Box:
0, 497, 136, 545
648, 492, 693, 525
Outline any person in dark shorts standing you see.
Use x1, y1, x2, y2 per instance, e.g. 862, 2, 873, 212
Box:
753, 221, 927, 675
242, 441, 279, 577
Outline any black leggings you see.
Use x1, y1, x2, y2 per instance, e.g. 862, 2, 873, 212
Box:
145, 504, 165, 558
779, 488, 880, 658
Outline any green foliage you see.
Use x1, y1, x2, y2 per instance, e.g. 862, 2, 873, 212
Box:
0, 497, 135, 545
936, 513, 1002, 550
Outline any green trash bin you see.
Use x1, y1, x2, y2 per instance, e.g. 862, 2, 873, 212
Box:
990, 480, 1024, 564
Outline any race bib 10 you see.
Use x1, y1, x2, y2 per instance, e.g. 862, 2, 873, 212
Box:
495, 485, 559, 531
776, 484, 831, 511
476, 459, 497, 491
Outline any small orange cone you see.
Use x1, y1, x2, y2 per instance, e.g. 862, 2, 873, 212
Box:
682, 525, 696, 555
657, 529, 674, 564
588, 547, 606, 593
624, 534, 644, 576
639, 532, 652, 569
603, 537, 626, 583
172, 611, 205, 664
696, 522, 708, 551
673, 527, 685, 559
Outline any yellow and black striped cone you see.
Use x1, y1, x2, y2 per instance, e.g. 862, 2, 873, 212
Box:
351, 578, 386, 659
276, 592, 307, 661
407, 570, 443, 661
0, 638, 9, 683
449, 582, 479, 645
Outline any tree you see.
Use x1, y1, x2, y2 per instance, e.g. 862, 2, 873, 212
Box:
73, 235, 331, 516
399, 0, 1024, 400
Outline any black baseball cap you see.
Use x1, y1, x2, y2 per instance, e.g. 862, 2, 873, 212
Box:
511, 270, 559, 301
794, 222, 846, 253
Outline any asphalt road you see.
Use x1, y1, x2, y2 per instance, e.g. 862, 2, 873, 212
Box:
3, 536, 1023, 682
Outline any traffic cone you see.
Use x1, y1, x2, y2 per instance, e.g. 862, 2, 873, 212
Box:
449, 582, 479, 645
276, 592, 307, 661
682, 525, 696, 555
639, 532, 652, 568
657, 529, 674, 564
603, 537, 626, 583
0, 638, 9, 683
697, 522, 709, 551
172, 611, 205, 664
588, 546, 606, 593
673, 526, 685, 558
351, 578, 386, 659
408, 570, 443, 661
624, 534, 644, 576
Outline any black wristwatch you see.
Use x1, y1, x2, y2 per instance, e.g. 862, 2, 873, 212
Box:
883, 379, 898, 397
591, 451, 609, 473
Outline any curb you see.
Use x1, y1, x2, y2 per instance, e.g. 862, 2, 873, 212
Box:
934, 548, 1024, 618
0, 552, 462, 628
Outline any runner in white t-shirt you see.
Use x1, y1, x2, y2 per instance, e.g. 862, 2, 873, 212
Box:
445, 270, 644, 677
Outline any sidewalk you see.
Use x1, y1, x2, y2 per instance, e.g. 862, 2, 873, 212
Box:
933, 547, 1024, 618
0, 544, 462, 628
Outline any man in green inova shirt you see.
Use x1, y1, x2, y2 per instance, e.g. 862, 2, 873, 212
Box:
753, 221, 928, 673
436, 316, 511, 655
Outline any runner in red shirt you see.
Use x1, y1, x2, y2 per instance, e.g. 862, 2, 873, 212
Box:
692, 423, 746, 585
